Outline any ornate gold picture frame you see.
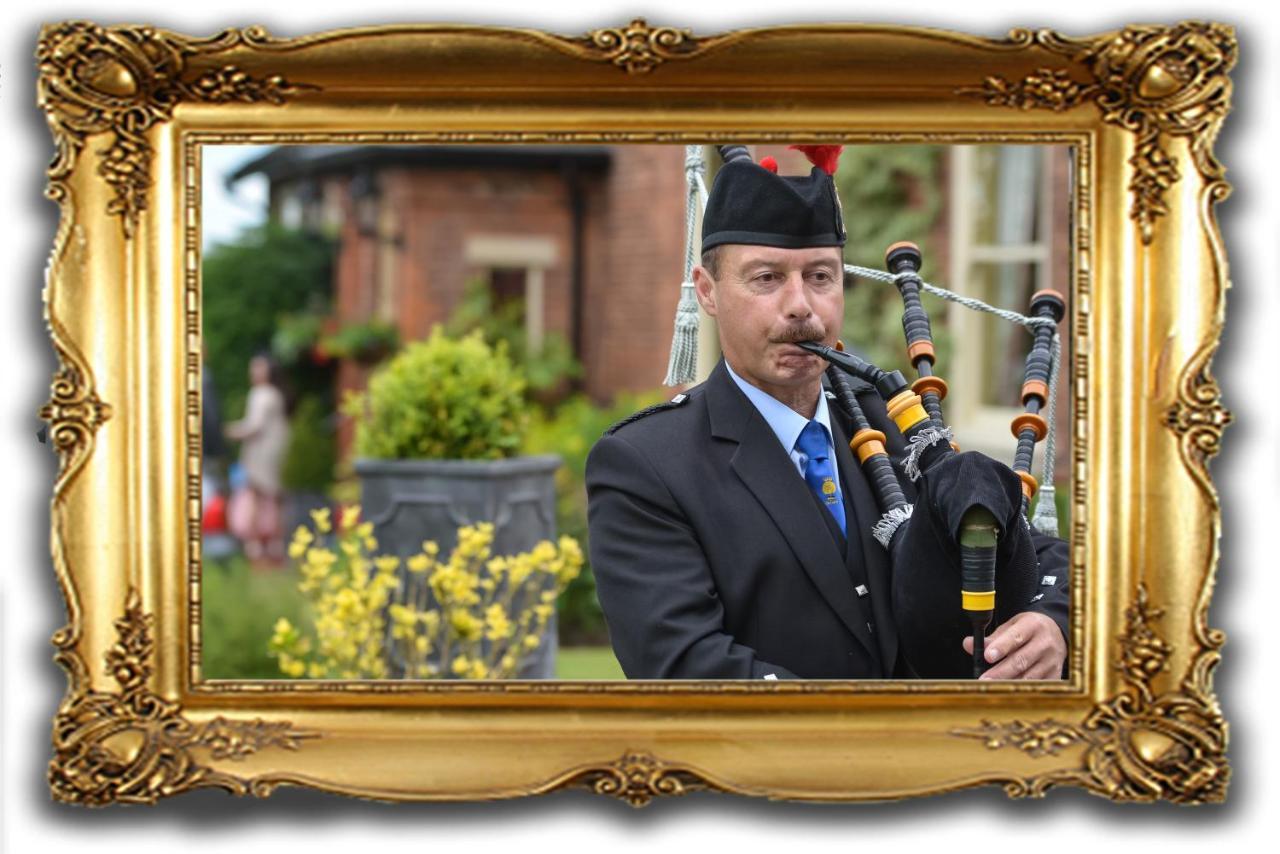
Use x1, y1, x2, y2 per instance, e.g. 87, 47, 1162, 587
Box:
38, 18, 1233, 806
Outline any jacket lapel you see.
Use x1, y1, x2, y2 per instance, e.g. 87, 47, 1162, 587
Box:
706, 361, 878, 658
828, 404, 900, 676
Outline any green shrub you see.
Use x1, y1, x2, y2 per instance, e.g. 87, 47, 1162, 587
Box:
445, 277, 582, 394
201, 554, 311, 679
319, 319, 400, 365
271, 302, 328, 367
344, 326, 529, 460
282, 394, 337, 492
523, 388, 668, 643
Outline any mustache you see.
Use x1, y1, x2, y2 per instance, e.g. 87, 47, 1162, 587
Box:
771, 323, 827, 344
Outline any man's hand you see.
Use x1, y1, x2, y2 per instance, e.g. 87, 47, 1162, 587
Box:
962, 611, 1066, 680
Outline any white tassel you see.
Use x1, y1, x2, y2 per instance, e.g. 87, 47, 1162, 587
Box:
1030, 482, 1060, 538
664, 145, 707, 387
664, 282, 700, 386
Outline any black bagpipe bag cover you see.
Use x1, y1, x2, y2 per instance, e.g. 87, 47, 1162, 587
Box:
888, 450, 1040, 678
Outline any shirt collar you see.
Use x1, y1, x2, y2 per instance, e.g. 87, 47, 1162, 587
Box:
724, 359, 833, 453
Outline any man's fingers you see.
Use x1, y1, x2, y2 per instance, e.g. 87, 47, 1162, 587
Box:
981, 616, 1031, 663
1027, 658, 1062, 679
963, 612, 1066, 679
980, 645, 1038, 679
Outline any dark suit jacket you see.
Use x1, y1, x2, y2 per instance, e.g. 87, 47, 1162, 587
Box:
585, 358, 1070, 679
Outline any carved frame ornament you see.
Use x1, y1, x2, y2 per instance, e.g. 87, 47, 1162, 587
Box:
38, 19, 1232, 806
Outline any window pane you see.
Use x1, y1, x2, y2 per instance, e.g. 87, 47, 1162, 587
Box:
971, 146, 1043, 247
489, 267, 527, 322
968, 261, 1039, 407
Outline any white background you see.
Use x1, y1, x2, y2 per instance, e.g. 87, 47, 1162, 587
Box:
3, 1, 1277, 851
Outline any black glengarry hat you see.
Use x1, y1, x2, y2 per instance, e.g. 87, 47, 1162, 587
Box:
701, 145, 846, 252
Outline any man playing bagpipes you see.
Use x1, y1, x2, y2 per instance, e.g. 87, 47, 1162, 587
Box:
584, 144, 1069, 679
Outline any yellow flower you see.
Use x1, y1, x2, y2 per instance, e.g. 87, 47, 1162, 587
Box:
451, 655, 471, 676
422, 541, 440, 557
523, 635, 540, 650
340, 505, 361, 531
407, 554, 431, 574
288, 526, 315, 559
484, 604, 513, 641
450, 609, 482, 640
374, 555, 401, 574
389, 604, 416, 627
309, 507, 332, 533
305, 547, 338, 570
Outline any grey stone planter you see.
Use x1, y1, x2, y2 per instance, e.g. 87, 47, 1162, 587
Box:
354, 454, 562, 679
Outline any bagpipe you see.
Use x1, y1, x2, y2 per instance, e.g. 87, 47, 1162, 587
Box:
800, 242, 1065, 678
666, 143, 1067, 678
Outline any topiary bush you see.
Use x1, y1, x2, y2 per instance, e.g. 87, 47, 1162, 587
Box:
343, 326, 529, 460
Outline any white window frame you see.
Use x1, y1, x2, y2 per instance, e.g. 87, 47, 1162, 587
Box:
946, 144, 1056, 462
463, 235, 558, 354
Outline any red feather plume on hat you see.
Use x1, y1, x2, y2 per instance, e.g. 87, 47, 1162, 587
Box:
788, 144, 844, 175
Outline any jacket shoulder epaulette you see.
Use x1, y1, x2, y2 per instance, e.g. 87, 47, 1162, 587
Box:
604, 393, 691, 436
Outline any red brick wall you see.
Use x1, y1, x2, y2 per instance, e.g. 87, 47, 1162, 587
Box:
326, 147, 691, 459
580, 145, 688, 402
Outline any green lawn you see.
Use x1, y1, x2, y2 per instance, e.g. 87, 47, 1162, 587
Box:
555, 645, 625, 679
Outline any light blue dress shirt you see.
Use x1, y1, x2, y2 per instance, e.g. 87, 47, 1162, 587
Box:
724, 361, 844, 510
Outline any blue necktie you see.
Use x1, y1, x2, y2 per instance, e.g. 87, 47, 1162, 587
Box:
796, 420, 846, 537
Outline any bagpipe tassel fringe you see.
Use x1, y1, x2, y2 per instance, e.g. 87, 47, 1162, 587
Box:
872, 503, 914, 549
901, 426, 954, 482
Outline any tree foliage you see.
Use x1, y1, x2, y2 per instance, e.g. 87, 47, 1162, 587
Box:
835, 145, 951, 372
202, 223, 336, 421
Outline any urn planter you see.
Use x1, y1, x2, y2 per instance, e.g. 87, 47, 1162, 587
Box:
355, 453, 562, 678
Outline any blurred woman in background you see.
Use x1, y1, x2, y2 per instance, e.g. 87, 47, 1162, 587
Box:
225, 353, 292, 566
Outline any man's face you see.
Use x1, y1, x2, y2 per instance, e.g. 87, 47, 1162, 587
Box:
693, 244, 844, 398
